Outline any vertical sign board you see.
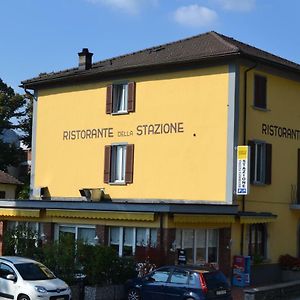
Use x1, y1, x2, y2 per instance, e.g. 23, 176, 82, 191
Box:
236, 146, 249, 195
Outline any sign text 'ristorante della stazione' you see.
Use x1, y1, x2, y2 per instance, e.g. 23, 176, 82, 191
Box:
62, 122, 184, 140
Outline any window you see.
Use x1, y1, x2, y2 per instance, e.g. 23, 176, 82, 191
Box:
106, 82, 136, 114
148, 269, 170, 283
254, 75, 267, 109
0, 263, 15, 279
170, 269, 189, 284
136, 228, 158, 247
0, 191, 5, 199
111, 144, 127, 182
104, 144, 134, 184
175, 229, 219, 265
109, 227, 158, 257
249, 141, 272, 185
123, 227, 134, 256
57, 225, 96, 245
248, 223, 267, 258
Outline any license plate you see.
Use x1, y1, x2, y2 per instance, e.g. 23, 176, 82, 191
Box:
56, 298, 65, 300
216, 290, 227, 295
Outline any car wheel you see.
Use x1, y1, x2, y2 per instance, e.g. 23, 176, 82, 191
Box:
127, 288, 141, 300
18, 295, 30, 300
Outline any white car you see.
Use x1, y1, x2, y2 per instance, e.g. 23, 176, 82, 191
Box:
0, 256, 72, 300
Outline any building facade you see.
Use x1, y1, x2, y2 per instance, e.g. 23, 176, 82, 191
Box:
1, 31, 300, 280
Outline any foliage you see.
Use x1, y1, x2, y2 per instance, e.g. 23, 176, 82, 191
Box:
18, 93, 33, 148
41, 235, 77, 284
252, 253, 264, 265
279, 254, 300, 270
17, 182, 30, 199
136, 257, 156, 277
77, 243, 136, 285
3, 224, 41, 258
0, 78, 32, 171
3, 227, 136, 286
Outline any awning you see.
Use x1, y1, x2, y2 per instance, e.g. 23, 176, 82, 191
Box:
46, 210, 154, 221
173, 214, 235, 224
0, 209, 40, 218
239, 212, 277, 224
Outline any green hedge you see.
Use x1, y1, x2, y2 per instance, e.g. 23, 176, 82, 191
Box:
3, 226, 135, 285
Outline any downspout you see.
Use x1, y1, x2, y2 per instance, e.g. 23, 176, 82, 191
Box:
160, 213, 164, 264
24, 88, 35, 99
240, 63, 257, 255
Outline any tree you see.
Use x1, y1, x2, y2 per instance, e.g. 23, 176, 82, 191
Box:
18, 93, 33, 148
0, 78, 27, 171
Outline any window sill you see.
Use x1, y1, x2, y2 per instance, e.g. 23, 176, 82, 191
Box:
111, 111, 129, 116
251, 181, 267, 186
251, 105, 271, 112
109, 181, 127, 186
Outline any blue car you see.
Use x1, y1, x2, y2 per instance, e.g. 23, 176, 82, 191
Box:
126, 265, 232, 300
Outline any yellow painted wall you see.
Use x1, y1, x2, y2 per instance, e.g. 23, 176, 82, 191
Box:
34, 66, 230, 202
0, 184, 17, 199
236, 66, 300, 262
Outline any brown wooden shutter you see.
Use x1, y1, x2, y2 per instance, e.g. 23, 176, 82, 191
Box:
254, 75, 267, 109
125, 144, 134, 184
104, 145, 111, 183
106, 85, 113, 114
127, 82, 136, 112
248, 141, 255, 184
265, 143, 272, 185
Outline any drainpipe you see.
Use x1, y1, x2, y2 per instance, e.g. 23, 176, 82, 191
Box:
160, 214, 164, 265
240, 63, 257, 255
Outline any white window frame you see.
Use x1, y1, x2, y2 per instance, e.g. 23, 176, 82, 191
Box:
54, 224, 96, 245
109, 227, 158, 257
110, 144, 127, 184
176, 228, 219, 265
112, 83, 128, 114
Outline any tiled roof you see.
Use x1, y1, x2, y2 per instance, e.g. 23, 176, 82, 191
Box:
0, 171, 23, 185
21, 31, 300, 88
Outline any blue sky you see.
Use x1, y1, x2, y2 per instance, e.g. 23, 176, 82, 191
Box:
1, 0, 299, 93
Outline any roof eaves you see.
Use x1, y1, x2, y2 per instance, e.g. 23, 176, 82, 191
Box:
21, 52, 241, 89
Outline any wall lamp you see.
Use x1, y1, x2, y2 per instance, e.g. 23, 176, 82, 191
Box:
79, 188, 109, 202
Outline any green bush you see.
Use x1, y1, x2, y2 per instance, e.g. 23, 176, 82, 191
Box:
77, 243, 136, 285
41, 235, 77, 284
3, 227, 136, 286
3, 224, 42, 259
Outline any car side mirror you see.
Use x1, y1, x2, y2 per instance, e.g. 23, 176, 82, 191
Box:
6, 274, 17, 282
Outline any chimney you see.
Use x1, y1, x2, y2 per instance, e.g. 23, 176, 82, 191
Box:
78, 48, 93, 70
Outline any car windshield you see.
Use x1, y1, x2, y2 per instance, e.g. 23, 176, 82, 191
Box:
15, 262, 56, 280
202, 271, 229, 289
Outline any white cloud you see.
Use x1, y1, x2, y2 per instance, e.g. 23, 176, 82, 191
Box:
86, 0, 158, 14
214, 0, 255, 12
173, 5, 218, 28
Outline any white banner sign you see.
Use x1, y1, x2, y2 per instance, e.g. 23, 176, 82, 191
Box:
236, 146, 249, 195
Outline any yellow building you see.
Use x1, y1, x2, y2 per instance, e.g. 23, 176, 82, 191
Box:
2, 31, 300, 281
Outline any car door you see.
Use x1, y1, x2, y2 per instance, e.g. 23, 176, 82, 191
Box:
0, 262, 18, 300
164, 268, 189, 300
141, 267, 171, 300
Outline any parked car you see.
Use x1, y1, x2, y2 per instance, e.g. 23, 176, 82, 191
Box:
126, 265, 232, 300
0, 256, 72, 300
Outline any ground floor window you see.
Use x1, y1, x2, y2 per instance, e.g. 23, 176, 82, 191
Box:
55, 224, 96, 245
6, 221, 39, 252
109, 227, 158, 257
247, 223, 267, 259
175, 228, 219, 265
